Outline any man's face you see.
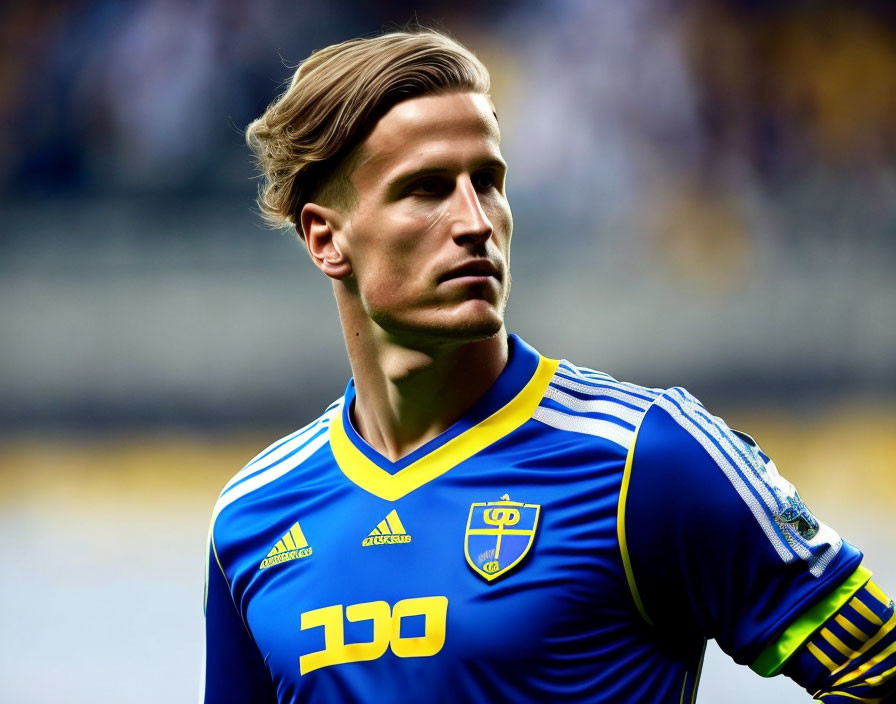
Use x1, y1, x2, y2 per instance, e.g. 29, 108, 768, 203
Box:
335, 92, 512, 344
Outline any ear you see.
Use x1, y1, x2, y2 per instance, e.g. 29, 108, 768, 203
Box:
298, 203, 352, 280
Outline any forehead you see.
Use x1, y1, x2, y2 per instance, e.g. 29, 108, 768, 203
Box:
352, 92, 502, 188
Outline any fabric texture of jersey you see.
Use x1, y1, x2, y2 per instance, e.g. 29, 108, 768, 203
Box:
202, 335, 865, 704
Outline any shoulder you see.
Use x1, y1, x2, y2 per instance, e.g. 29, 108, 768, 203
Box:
632, 384, 779, 517
627, 383, 776, 528
210, 397, 343, 536
536, 356, 738, 464
628, 384, 848, 577
634, 384, 759, 478
531, 358, 665, 452
539, 357, 793, 552
536, 358, 749, 507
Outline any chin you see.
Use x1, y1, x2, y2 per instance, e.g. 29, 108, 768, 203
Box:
372, 304, 505, 344
440, 317, 504, 342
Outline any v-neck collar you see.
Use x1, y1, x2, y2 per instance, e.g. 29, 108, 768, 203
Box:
329, 335, 559, 501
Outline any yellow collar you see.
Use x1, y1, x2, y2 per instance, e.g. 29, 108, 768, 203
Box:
329, 355, 559, 501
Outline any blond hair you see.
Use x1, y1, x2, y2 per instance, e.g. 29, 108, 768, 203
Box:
245, 29, 491, 228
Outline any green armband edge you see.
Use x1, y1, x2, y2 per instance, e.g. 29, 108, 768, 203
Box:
750, 564, 871, 677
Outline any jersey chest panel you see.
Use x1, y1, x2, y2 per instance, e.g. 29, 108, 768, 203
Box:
217, 421, 695, 703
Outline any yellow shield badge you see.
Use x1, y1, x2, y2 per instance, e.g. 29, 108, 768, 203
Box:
464, 498, 541, 582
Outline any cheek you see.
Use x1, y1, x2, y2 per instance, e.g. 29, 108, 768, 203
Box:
421, 206, 449, 235
355, 209, 442, 267
359, 262, 431, 317
488, 197, 513, 246
351, 223, 433, 304
500, 202, 513, 236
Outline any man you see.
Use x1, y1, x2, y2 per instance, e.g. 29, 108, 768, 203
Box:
203, 29, 895, 703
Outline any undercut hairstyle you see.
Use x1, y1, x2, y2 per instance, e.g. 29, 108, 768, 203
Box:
245, 29, 491, 228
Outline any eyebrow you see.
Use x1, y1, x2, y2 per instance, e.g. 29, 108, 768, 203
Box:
385, 158, 508, 193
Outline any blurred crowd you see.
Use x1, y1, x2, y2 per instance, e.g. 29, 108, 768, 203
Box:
1, 0, 511, 195
4, 0, 896, 206
2, 0, 895, 427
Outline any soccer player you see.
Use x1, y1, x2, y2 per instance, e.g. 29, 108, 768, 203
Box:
202, 30, 895, 703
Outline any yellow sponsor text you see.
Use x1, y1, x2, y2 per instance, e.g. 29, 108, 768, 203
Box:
362, 509, 412, 547
361, 534, 412, 547
259, 546, 312, 569
300, 596, 448, 674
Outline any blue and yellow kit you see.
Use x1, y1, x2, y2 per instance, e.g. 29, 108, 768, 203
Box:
202, 336, 895, 703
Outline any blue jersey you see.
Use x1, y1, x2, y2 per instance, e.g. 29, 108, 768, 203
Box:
202, 335, 864, 703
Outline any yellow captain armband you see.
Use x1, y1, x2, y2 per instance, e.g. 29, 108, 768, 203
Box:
752, 566, 873, 677
763, 570, 896, 703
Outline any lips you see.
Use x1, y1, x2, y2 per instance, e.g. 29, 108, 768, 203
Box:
438, 259, 503, 283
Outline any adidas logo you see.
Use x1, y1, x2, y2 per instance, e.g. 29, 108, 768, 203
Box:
362, 509, 412, 547
259, 521, 312, 569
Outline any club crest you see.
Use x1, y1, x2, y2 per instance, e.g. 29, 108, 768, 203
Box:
464, 497, 540, 582
776, 495, 819, 541
736, 431, 823, 546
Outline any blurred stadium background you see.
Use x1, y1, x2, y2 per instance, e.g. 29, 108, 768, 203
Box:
1, 1, 894, 702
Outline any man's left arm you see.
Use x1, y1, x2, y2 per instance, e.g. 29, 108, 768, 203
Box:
622, 386, 895, 701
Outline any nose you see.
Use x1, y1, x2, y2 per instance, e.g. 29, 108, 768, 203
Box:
450, 177, 493, 245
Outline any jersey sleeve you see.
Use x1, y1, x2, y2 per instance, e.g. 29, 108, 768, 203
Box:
621, 386, 865, 669
202, 531, 277, 704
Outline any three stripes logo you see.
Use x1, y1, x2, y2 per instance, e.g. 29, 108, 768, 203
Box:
259, 521, 312, 569
362, 509, 411, 547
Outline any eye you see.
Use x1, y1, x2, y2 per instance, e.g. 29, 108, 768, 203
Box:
410, 177, 444, 196
472, 170, 497, 191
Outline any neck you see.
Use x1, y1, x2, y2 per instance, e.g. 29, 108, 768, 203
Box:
341, 316, 508, 463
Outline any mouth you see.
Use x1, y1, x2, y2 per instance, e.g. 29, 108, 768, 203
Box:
438, 259, 503, 285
